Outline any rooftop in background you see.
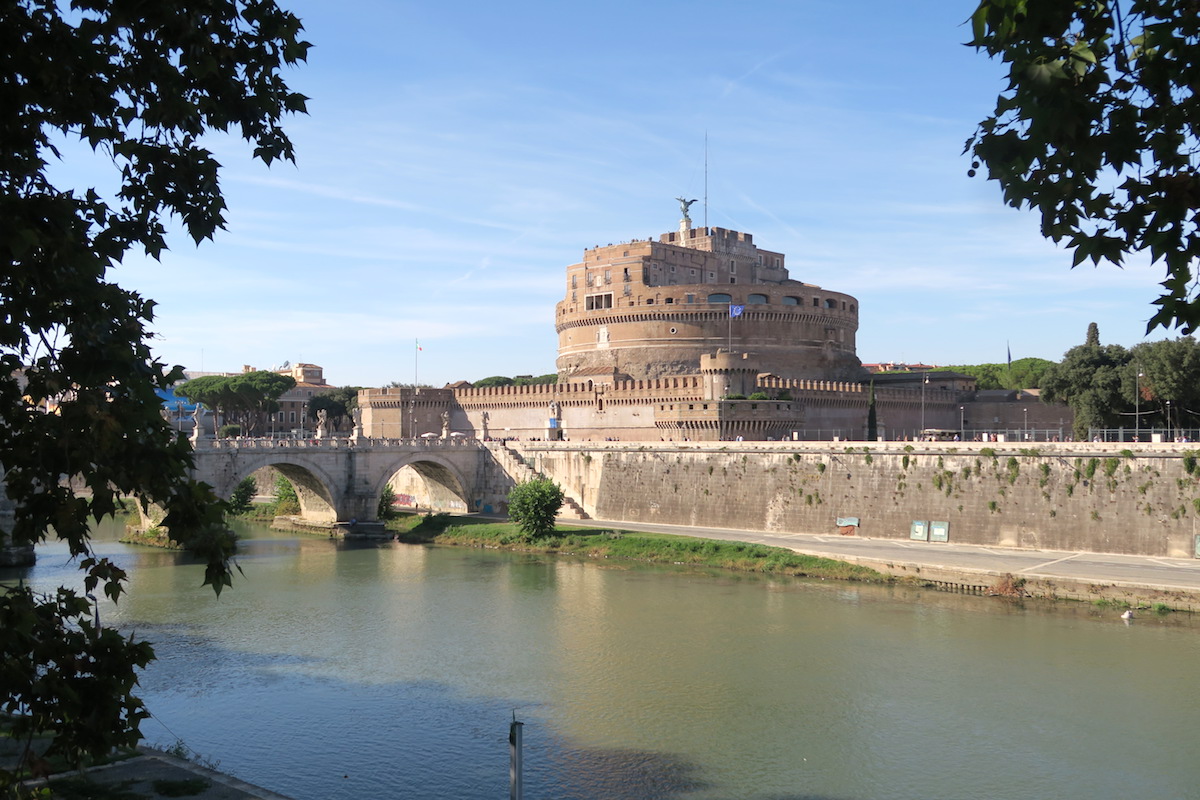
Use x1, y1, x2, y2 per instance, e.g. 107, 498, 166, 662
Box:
863, 362, 939, 373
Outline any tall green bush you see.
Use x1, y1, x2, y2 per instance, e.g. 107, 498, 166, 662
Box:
507, 478, 564, 539
229, 477, 257, 515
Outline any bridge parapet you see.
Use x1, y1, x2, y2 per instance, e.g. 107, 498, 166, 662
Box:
192, 436, 483, 452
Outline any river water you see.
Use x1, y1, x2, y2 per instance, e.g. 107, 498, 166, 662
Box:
5, 519, 1199, 799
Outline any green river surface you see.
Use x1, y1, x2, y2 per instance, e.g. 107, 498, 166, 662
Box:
4, 518, 1199, 799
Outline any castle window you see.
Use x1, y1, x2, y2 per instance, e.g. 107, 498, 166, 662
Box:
670, 264, 676, 272
729, 259, 736, 272
707, 293, 732, 303
825, 298, 837, 309
708, 272, 715, 282
782, 296, 799, 305
665, 298, 674, 304
571, 275, 577, 289
774, 258, 781, 268
585, 293, 613, 310
686, 294, 695, 303
747, 293, 768, 304
729, 277, 736, 284
850, 304, 856, 314
757, 255, 763, 265
812, 298, 820, 307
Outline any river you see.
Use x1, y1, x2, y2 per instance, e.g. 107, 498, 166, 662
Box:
5, 518, 1199, 799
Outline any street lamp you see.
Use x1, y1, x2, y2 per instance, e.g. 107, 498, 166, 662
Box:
1135, 369, 1143, 442
959, 405, 965, 439
1023, 407, 1029, 441
920, 373, 928, 438
1167, 399, 1172, 441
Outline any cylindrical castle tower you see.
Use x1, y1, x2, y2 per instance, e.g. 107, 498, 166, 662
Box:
555, 224, 862, 382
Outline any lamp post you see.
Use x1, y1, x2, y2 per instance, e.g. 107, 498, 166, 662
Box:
920, 373, 928, 439
1023, 407, 1028, 441
1135, 369, 1142, 442
959, 405, 965, 439
1167, 399, 1172, 441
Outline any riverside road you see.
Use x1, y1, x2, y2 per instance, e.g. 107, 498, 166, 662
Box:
561, 517, 1200, 601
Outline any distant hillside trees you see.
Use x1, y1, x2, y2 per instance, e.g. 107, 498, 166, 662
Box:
944, 358, 1054, 390
473, 374, 557, 388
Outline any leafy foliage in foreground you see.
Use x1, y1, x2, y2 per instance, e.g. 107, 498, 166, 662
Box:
0, 0, 307, 779
966, 0, 1200, 333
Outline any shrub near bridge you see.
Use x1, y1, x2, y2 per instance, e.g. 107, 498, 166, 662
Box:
507, 478, 564, 539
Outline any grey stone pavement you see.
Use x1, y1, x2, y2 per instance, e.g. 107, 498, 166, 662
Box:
0, 746, 293, 800
560, 516, 1200, 594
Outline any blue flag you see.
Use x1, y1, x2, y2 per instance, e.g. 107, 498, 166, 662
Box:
729, 304, 745, 318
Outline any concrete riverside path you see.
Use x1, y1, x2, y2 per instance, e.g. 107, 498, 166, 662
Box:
558, 516, 1200, 610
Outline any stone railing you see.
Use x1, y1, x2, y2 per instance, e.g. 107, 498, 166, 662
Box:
193, 436, 481, 451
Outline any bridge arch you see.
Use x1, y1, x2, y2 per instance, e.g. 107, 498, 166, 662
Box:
372, 453, 472, 515
206, 452, 343, 523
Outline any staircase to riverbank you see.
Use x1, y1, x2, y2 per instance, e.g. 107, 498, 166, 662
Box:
493, 442, 590, 520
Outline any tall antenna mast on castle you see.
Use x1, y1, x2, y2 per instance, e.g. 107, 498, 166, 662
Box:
703, 132, 708, 230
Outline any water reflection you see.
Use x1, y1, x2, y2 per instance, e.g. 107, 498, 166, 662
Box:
4, 518, 1199, 799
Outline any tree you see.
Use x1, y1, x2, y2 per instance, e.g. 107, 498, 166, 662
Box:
474, 376, 515, 388
0, 0, 307, 778
377, 483, 398, 520
310, 386, 363, 432
866, 380, 878, 441
229, 476, 257, 515
966, 1, 1200, 333
945, 358, 1055, 390
1126, 336, 1200, 431
273, 474, 300, 515
507, 478, 563, 539
1040, 324, 1132, 438
176, 371, 295, 436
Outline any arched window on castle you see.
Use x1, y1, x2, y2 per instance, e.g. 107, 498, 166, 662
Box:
747, 294, 768, 304
782, 296, 799, 305
707, 292, 732, 303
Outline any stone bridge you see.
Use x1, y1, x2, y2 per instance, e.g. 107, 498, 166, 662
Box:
185, 437, 519, 525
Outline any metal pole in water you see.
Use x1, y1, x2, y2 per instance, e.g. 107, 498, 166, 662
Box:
509, 714, 524, 800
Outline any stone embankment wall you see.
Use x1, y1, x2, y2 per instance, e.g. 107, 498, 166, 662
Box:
509, 441, 1200, 559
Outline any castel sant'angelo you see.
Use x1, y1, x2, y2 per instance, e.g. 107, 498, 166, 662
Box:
359, 203, 962, 441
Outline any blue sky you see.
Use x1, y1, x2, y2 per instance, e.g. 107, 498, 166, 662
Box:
106, 0, 1172, 387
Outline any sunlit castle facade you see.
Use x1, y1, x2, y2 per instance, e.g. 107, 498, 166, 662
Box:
359, 211, 966, 442
555, 220, 862, 382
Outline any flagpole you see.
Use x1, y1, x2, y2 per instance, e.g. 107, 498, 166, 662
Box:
415, 339, 419, 387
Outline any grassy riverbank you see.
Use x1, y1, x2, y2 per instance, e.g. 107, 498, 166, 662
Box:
387, 513, 888, 582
